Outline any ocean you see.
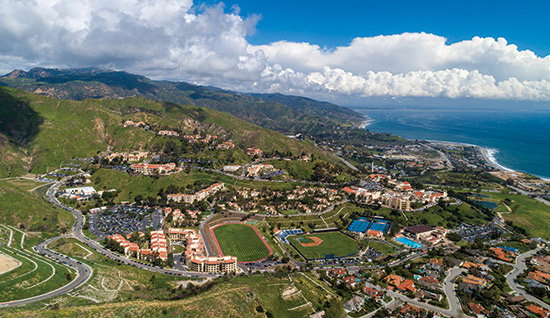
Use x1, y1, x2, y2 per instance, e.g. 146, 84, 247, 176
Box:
356, 108, 550, 180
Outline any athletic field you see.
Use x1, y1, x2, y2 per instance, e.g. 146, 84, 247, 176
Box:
288, 231, 359, 260
212, 223, 272, 262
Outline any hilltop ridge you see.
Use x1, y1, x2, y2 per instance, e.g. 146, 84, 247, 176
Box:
1, 67, 364, 134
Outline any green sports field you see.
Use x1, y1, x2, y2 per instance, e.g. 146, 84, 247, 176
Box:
288, 232, 359, 260
212, 224, 271, 262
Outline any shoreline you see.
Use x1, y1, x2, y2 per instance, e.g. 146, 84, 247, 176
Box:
355, 117, 373, 129
425, 140, 550, 181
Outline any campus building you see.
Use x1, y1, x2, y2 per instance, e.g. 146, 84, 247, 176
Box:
189, 255, 238, 273
131, 163, 177, 175
167, 182, 224, 204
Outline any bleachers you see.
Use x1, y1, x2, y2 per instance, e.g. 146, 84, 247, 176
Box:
277, 229, 304, 243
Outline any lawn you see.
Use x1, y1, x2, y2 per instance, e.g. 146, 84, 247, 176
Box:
364, 240, 397, 255
288, 231, 359, 260
481, 191, 550, 239
212, 223, 271, 262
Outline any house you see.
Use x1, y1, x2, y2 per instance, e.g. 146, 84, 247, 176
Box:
468, 302, 490, 318
329, 268, 347, 278
525, 278, 546, 289
416, 289, 442, 302
342, 276, 360, 288
458, 282, 478, 293
400, 304, 422, 315
344, 295, 364, 312
427, 258, 445, 271
362, 286, 383, 299
384, 274, 404, 289
527, 305, 550, 318
505, 294, 526, 304
246, 147, 263, 157
397, 279, 416, 293
158, 130, 179, 137
462, 274, 488, 288
223, 165, 241, 172
217, 141, 235, 149
417, 276, 441, 291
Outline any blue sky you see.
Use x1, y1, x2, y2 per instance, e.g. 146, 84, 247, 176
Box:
197, 0, 549, 56
1, 0, 549, 103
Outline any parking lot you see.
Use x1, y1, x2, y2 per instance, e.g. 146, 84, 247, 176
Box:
90, 205, 162, 236
363, 247, 383, 261
452, 222, 504, 242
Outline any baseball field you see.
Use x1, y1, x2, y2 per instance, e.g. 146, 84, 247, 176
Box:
288, 231, 359, 260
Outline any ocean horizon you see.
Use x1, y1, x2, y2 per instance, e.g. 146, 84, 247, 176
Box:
357, 108, 550, 180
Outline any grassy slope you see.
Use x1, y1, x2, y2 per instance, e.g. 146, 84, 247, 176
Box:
0, 86, 334, 177
481, 191, 550, 239
0, 179, 73, 233
91, 168, 304, 203
1, 238, 328, 318
213, 224, 270, 262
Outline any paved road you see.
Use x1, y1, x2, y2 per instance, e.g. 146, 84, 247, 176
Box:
2, 173, 220, 308
199, 212, 217, 257
46, 176, 218, 279
0, 173, 94, 307
443, 266, 468, 317
505, 247, 550, 310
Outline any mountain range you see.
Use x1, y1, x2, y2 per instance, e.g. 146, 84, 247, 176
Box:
0, 67, 364, 134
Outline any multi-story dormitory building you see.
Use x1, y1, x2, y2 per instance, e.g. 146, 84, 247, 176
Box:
131, 162, 177, 175
189, 255, 238, 273
107, 230, 168, 262
167, 182, 224, 204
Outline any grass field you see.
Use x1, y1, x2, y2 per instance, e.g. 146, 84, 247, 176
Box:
364, 240, 397, 255
480, 191, 550, 239
212, 224, 271, 262
288, 231, 359, 260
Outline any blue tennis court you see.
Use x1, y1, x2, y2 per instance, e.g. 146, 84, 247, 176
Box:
369, 222, 390, 233
347, 219, 371, 233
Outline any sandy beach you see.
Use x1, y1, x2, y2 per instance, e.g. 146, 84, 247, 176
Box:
427, 140, 514, 172
355, 118, 373, 129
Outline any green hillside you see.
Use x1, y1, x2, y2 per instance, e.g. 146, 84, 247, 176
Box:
0, 86, 333, 177
1, 67, 364, 134
0, 179, 72, 233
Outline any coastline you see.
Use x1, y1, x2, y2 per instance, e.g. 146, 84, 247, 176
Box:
427, 139, 550, 181
427, 139, 513, 172
355, 117, 373, 129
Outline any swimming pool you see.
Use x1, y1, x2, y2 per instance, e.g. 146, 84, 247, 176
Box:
395, 237, 423, 249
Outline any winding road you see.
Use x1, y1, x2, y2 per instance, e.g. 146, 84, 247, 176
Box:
505, 247, 550, 310
1, 173, 219, 308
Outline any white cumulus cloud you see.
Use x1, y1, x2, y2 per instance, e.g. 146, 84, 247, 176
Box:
0, 0, 550, 102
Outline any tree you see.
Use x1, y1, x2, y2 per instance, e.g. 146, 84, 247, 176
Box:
324, 298, 344, 318
447, 232, 461, 242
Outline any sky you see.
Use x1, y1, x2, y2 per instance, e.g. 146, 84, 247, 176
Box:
1, 0, 549, 105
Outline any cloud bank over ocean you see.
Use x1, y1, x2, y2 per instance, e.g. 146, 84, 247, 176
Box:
1, 0, 550, 102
